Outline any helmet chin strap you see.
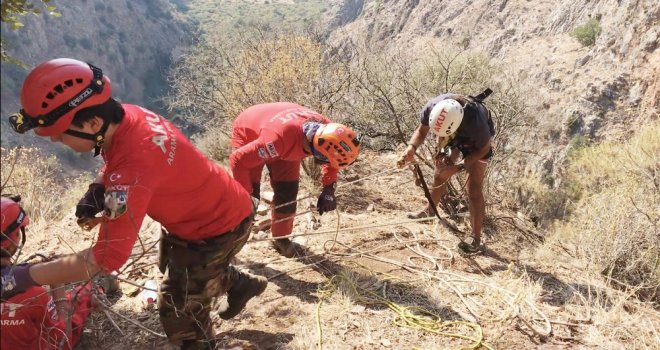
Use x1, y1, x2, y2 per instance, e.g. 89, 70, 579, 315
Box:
63, 118, 111, 156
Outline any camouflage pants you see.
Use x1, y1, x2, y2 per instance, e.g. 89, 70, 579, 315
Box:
158, 215, 253, 350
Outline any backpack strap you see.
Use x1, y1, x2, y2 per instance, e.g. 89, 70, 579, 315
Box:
469, 88, 493, 103
467, 88, 495, 136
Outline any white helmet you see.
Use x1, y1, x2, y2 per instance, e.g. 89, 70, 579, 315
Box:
429, 99, 464, 137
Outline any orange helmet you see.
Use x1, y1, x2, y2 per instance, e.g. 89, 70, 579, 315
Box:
1, 196, 29, 253
312, 123, 361, 169
9, 58, 112, 136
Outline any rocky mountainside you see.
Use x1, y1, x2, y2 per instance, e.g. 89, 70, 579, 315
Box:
1, 0, 189, 148
324, 0, 658, 144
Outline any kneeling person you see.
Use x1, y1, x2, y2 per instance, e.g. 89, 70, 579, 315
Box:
1, 195, 118, 350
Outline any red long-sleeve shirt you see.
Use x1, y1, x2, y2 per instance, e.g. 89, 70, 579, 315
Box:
93, 104, 253, 271
1, 283, 95, 350
229, 102, 338, 195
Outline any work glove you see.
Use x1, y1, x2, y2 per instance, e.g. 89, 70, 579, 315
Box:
317, 184, 337, 215
1, 263, 38, 300
75, 183, 105, 219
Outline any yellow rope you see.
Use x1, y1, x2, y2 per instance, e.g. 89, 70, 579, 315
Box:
317, 271, 494, 350
316, 297, 324, 350
328, 208, 341, 251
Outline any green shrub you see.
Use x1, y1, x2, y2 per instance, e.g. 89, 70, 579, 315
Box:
552, 121, 659, 300
567, 134, 592, 158
167, 31, 350, 128
571, 18, 601, 47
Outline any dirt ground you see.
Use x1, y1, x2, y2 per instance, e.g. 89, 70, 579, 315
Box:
18, 151, 658, 350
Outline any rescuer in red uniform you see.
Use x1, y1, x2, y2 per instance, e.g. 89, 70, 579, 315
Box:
1, 195, 119, 350
230, 102, 361, 257
4, 58, 267, 349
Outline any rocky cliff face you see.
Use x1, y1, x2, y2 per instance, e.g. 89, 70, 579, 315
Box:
324, 0, 658, 143
1, 0, 189, 147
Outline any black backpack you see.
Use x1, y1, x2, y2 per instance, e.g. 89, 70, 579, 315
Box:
467, 88, 495, 137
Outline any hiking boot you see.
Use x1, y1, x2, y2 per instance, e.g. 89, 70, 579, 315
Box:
406, 207, 434, 219
457, 239, 485, 255
218, 271, 268, 320
272, 238, 304, 258
96, 274, 120, 295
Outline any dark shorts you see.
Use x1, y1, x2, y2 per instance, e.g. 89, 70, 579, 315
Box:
458, 146, 493, 160
436, 146, 493, 161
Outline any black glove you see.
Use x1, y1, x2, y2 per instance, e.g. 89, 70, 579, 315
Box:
75, 183, 105, 219
317, 184, 337, 215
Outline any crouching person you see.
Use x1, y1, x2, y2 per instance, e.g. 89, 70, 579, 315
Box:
5, 58, 267, 349
230, 103, 361, 257
1, 195, 118, 349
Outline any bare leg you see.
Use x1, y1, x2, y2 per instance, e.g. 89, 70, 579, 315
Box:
466, 159, 488, 243
409, 150, 461, 219
428, 150, 461, 211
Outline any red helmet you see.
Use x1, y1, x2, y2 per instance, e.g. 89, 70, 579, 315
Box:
12, 58, 112, 136
1, 197, 29, 251
312, 123, 361, 169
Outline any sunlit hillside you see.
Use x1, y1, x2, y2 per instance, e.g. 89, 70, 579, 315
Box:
186, 0, 328, 35
0, 1, 657, 349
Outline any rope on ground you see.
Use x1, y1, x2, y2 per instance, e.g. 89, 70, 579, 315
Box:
270, 165, 404, 211
316, 297, 324, 350
352, 250, 552, 338
248, 216, 441, 243
393, 228, 454, 270
266, 237, 453, 281
305, 222, 553, 340
317, 272, 494, 350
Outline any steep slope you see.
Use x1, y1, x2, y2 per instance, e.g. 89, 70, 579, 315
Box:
324, 0, 658, 142
1, 0, 190, 148
17, 151, 659, 349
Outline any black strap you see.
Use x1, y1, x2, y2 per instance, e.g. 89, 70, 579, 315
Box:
413, 164, 442, 221
471, 88, 493, 103
63, 117, 111, 156
466, 88, 496, 137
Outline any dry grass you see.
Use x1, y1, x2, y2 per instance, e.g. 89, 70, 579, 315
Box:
1, 147, 93, 237
168, 31, 349, 130
546, 121, 659, 301
190, 126, 233, 163
2, 149, 658, 349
